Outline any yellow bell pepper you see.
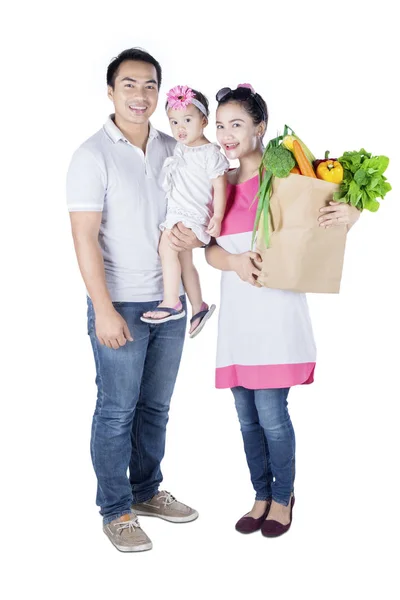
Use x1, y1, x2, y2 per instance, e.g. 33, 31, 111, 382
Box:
316, 159, 344, 184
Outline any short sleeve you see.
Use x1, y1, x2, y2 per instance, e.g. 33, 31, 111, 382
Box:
206, 145, 230, 180
66, 147, 106, 212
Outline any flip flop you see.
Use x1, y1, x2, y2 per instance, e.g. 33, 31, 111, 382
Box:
189, 303, 216, 338
140, 302, 186, 324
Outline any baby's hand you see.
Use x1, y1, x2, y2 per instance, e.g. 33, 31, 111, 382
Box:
207, 216, 222, 237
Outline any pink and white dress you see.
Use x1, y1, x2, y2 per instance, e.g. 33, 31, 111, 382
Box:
215, 175, 316, 390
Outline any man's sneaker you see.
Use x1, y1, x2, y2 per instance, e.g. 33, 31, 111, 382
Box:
103, 512, 152, 552
132, 491, 199, 523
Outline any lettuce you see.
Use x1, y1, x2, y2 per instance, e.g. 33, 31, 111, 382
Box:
333, 149, 392, 212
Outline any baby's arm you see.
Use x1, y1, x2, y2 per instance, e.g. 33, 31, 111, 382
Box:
207, 173, 227, 238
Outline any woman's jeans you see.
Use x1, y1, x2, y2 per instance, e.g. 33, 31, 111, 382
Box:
87, 296, 186, 525
231, 386, 295, 506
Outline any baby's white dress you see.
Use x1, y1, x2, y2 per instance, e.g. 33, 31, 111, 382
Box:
160, 142, 230, 245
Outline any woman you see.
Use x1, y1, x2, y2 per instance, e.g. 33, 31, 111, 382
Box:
205, 84, 360, 537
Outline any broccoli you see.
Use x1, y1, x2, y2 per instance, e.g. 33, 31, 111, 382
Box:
263, 145, 295, 178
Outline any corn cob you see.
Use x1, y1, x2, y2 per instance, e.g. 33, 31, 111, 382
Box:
282, 134, 316, 164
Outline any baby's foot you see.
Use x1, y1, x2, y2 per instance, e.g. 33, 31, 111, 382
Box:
189, 303, 216, 338
189, 302, 208, 334
143, 300, 182, 321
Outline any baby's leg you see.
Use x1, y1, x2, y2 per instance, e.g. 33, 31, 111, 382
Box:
143, 230, 182, 320
179, 250, 203, 309
179, 250, 206, 334
160, 231, 182, 306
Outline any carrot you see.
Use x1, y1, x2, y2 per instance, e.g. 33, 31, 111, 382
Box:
290, 166, 301, 174
292, 140, 316, 178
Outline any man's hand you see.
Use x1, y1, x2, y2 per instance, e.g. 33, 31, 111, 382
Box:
169, 222, 204, 251
95, 307, 134, 349
230, 251, 263, 287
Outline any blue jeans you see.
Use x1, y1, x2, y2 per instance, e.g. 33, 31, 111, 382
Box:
232, 386, 295, 506
87, 296, 186, 525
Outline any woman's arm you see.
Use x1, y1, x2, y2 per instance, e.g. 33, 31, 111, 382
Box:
205, 239, 262, 287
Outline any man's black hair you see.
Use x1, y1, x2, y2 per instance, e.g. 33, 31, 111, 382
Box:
107, 48, 162, 89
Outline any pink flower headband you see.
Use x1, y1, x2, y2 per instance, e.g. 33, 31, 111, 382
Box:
166, 85, 208, 117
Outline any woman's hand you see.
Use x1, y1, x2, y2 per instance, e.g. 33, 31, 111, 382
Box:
230, 251, 263, 287
318, 201, 361, 230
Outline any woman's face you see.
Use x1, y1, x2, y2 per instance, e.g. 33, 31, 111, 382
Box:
216, 101, 263, 160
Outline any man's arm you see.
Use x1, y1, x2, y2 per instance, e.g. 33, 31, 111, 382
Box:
69, 211, 112, 312
67, 145, 134, 349
168, 222, 204, 251
69, 212, 133, 349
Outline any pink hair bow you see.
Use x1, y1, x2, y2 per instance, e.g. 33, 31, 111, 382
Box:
237, 83, 255, 93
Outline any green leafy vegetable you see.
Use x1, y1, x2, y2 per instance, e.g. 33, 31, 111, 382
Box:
251, 125, 296, 249
333, 149, 392, 212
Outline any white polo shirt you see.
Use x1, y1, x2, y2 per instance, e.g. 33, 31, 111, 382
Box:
67, 116, 179, 302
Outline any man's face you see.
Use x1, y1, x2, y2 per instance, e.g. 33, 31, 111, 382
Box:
108, 60, 159, 125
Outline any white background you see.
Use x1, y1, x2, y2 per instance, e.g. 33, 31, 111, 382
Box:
2, 1, 399, 598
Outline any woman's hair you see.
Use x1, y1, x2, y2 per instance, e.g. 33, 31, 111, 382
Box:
165, 89, 210, 117
217, 89, 268, 129
107, 48, 162, 89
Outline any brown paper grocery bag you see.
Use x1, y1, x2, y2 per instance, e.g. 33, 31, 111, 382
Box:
256, 174, 348, 293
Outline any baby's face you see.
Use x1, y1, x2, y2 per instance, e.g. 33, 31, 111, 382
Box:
168, 105, 206, 146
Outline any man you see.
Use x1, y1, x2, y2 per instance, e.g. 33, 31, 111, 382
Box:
67, 48, 201, 552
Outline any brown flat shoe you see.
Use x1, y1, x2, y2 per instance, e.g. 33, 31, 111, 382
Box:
235, 501, 271, 534
261, 496, 295, 538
